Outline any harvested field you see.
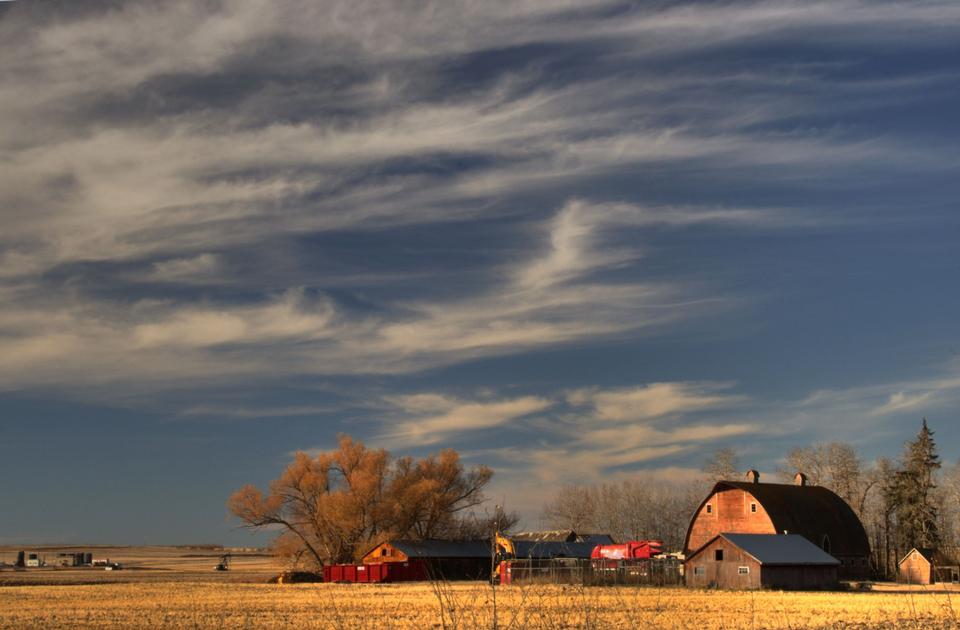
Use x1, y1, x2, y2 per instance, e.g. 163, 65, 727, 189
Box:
2, 580, 960, 629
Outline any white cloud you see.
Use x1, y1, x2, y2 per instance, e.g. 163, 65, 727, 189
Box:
871, 391, 937, 416
384, 394, 553, 445
147, 254, 221, 282
568, 381, 745, 422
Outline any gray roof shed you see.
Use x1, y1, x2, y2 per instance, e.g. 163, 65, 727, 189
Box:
719, 533, 840, 566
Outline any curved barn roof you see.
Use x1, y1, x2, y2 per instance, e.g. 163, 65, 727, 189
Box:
686, 480, 870, 557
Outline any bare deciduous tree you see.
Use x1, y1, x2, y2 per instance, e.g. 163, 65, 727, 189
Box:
701, 448, 740, 483
228, 435, 494, 569
541, 477, 702, 551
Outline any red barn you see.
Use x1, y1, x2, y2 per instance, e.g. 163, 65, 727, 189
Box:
684, 471, 870, 579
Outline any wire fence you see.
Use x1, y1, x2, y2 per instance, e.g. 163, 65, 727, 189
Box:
503, 557, 683, 587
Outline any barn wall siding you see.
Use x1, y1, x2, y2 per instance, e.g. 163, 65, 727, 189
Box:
761, 565, 839, 590
685, 538, 761, 590
899, 551, 933, 585
687, 488, 776, 554
362, 542, 408, 564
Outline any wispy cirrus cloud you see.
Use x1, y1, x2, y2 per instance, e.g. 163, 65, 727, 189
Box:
383, 394, 554, 446
371, 381, 756, 485
1, 0, 958, 403
567, 381, 746, 422
0, 197, 766, 394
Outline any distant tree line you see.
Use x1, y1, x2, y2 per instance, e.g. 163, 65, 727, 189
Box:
541, 420, 956, 579
229, 435, 516, 570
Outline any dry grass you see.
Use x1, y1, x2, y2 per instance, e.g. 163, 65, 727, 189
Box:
1, 580, 960, 629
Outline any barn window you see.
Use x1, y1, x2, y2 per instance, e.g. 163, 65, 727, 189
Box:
821, 535, 831, 554
381, 549, 388, 556
706, 504, 713, 514
715, 549, 724, 561
694, 566, 705, 576
738, 566, 750, 575
750, 502, 757, 513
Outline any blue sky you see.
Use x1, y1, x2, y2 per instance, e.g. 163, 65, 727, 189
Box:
1, 0, 959, 545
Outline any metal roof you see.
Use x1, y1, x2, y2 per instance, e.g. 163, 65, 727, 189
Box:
511, 530, 614, 544
389, 540, 490, 559
511, 530, 577, 542
579, 533, 615, 544
513, 541, 597, 559
718, 534, 840, 566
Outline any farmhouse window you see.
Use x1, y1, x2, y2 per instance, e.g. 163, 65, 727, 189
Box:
694, 566, 705, 576
715, 549, 723, 561
750, 502, 757, 513
706, 504, 713, 514
738, 566, 749, 575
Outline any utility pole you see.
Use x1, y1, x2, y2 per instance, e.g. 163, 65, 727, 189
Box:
491, 504, 500, 629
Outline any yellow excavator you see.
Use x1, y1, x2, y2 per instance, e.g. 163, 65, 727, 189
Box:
491, 533, 515, 583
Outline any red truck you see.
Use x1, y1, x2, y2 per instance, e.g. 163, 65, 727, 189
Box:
591, 540, 663, 560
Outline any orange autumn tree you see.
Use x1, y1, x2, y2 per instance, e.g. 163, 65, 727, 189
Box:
228, 435, 494, 569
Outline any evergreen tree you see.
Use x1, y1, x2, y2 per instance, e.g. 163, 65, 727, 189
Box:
890, 419, 942, 551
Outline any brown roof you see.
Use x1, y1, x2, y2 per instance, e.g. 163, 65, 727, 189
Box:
686, 480, 870, 557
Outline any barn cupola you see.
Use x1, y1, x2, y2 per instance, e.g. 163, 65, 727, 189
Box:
745, 469, 760, 483
794, 472, 808, 486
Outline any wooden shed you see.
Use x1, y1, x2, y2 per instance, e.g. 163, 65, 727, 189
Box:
685, 533, 840, 590
684, 471, 870, 578
898, 548, 960, 585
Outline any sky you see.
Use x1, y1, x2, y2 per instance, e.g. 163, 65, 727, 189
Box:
1, 0, 959, 546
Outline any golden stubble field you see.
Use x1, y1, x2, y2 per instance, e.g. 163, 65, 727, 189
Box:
2, 580, 960, 629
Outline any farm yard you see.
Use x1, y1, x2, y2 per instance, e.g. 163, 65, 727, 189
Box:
2, 578, 960, 629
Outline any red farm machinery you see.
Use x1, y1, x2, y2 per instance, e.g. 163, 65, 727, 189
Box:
591, 540, 663, 562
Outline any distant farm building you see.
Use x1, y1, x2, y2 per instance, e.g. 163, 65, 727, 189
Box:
685, 471, 870, 579
56, 552, 92, 567
16, 551, 42, 568
685, 533, 840, 590
899, 548, 960, 585
511, 530, 614, 544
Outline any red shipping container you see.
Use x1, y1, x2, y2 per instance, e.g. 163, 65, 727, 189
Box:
323, 560, 430, 583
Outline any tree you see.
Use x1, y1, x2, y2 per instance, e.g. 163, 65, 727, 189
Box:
778, 442, 874, 516
941, 460, 960, 547
541, 484, 597, 533
888, 419, 942, 551
228, 435, 494, 569
701, 448, 740, 483
541, 476, 702, 551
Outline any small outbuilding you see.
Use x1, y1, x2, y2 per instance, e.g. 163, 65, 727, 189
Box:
899, 548, 960, 585
685, 533, 840, 590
